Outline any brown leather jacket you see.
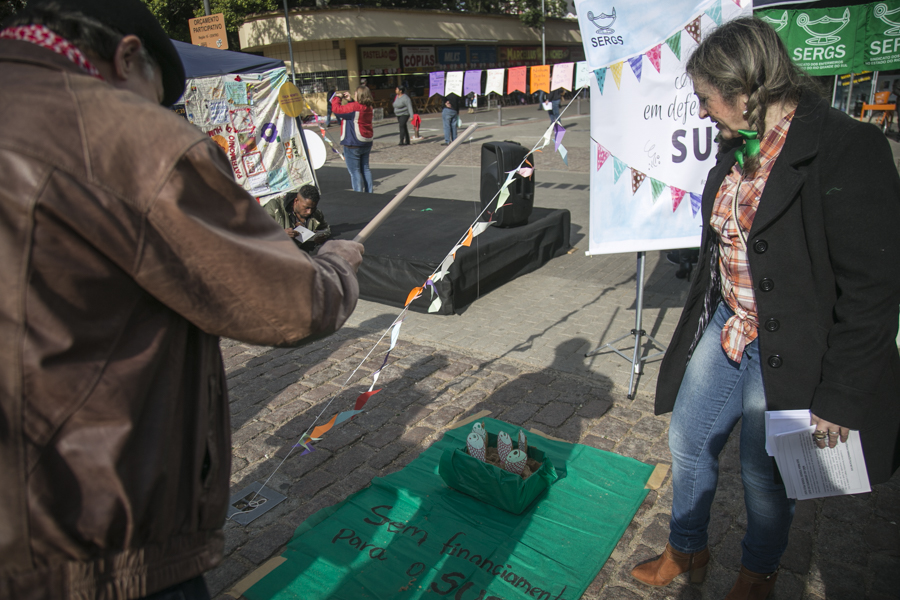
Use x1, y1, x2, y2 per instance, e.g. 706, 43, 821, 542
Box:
0, 40, 360, 599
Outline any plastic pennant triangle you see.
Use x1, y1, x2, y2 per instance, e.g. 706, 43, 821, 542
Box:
666, 32, 682, 60
517, 166, 534, 178
540, 124, 554, 149
596, 144, 611, 171
310, 413, 338, 440
646, 45, 662, 73
685, 16, 702, 45
671, 187, 686, 212
334, 409, 363, 427
472, 221, 493, 236
612, 156, 628, 183
689, 192, 702, 217
593, 67, 606, 94
354, 389, 380, 410
496, 184, 510, 211
405, 286, 424, 307
650, 178, 666, 203
627, 55, 643, 82
450, 243, 463, 259
558, 144, 568, 165
631, 169, 647, 195
299, 443, 315, 456
706, 0, 722, 26
428, 296, 442, 313
554, 123, 566, 152
609, 62, 624, 90
732, 0, 742, 5
462, 227, 474, 247
389, 321, 402, 350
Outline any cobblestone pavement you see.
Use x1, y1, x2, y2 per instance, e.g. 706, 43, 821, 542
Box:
210, 107, 900, 599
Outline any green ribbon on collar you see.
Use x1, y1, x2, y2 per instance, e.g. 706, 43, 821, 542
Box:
734, 129, 760, 168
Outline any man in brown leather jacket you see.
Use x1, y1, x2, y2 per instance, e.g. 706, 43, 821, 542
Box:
0, 1, 364, 598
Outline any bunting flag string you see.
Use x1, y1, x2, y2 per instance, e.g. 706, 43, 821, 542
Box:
666, 31, 683, 60
671, 187, 686, 212
627, 55, 643, 82
685, 16, 702, 45
594, 138, 701, 213
646, 45, 662, 73
689, 193, 702, 217
631, 169, 647, 195
594, 67, 607, 95
705, 0, 722, 26
609, 62, 624, 90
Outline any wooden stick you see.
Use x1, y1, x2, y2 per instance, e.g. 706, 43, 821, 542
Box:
353, 123, 478, 243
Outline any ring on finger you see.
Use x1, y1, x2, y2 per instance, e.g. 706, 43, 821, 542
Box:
813, 430, 828, 441
828, 431, 840, 437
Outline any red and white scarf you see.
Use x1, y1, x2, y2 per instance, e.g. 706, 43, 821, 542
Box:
0, 23, 103, 79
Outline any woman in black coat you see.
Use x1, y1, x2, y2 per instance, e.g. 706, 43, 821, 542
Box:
631, 17, 900, 600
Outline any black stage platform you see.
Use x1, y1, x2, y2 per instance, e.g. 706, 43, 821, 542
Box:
326, 193, 570, 314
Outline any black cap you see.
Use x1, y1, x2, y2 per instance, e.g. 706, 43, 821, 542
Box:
19, 0, 185, 106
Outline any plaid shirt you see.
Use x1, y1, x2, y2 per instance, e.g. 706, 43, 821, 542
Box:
710, 111, 795, 362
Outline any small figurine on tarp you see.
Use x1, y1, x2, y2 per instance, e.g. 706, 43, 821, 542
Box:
466, 432, 486, 462
503, 449, 527, 475
497, 431, 512, 463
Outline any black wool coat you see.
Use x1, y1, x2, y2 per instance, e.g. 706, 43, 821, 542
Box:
655, 91, 900, 485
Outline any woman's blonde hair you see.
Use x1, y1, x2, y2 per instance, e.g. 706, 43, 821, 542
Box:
686, 17, 810, 174
355, 86, 375, 108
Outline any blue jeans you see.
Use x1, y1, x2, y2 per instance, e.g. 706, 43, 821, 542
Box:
442, 108, 458, 143
548, 99, 561, 123
668, 302, 794, 574
343, 145, 373, 193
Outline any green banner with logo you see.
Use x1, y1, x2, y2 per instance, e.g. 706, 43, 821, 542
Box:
756, 1, 900, 75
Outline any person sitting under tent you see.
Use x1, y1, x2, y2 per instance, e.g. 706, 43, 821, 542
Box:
265, 184, 331, 253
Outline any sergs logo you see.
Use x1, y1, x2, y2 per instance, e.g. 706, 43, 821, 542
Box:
588, 7, 624, 48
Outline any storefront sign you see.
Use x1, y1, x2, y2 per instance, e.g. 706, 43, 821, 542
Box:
402, 46, 436, 71
437, 45, 467, 70
469, 46, 498, 67
499, 46, 576, 66
360, 45, 400, 74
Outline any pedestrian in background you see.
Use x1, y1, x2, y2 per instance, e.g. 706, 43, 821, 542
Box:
631, 17, 900, 600
325, 87, 336, 126
442, 92, 460, 145
393, 85, 414, 146
332, 86, 375, 193
546, 88, 562, 123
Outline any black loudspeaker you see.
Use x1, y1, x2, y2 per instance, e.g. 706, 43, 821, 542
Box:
480, 141, 535, 227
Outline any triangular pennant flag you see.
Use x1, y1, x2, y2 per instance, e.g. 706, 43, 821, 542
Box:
539, 124, 554, 149
593, 67, 607, 94
706, 0, 722, 25
596, 144, 611, 171
405, 286, 423, 307
631, 169, 647, 195
689, 192, 702, 217
428, 297, 442, 313
650, 178, 666, 203
627, 55, 643, 82
685, 17, 702, 45
609, 62, 624, 89
517, 166, 534, 178
671, 187, 686, 212
354, 389, 380, 410
389, 321, 402, 349
472, 222, 493, 236
496, 184, 510, 210
461, 227, 474, 247
732, 0, 742, 5
333, 409, 363, 427
646, 45, 662, 73
558, 144, 568, 166
666, 32, 682, 60
310, 413, 338, 440
613, 157, 628, 183
554, 123, 566, 152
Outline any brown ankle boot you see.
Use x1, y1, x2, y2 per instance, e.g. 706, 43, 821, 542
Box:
724, 565, 778, 599
630, 543, 710, 586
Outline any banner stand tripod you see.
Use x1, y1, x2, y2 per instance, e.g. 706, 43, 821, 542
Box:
585, 251, 667, 399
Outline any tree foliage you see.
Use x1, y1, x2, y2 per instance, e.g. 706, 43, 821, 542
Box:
0, 0, 28, 24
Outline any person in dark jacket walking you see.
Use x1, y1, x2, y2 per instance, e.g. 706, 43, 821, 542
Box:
441, 92, 460, 144
393, 86, 414, 145
631, 17, 900, 600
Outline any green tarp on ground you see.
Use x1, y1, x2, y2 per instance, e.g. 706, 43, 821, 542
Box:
246, 418, 655, 600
